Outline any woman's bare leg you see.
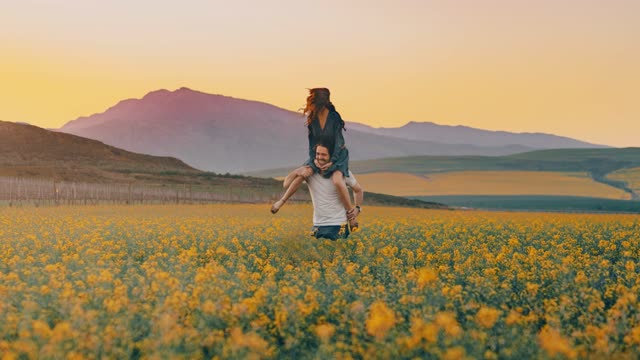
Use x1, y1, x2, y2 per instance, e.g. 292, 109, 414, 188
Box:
333, 171, 360, 230
272, 166, 312, 214
283, 171, 296, 189
332, 171, 352, 212
283, 166, 311, 188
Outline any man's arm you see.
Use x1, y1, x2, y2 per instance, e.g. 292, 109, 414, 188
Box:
347, 181, 364, 220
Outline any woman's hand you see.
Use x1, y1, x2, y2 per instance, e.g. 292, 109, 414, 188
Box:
314, 160, 332, 171
319, 161, 333, 171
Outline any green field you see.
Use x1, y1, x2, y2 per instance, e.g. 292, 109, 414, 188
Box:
412, 195, 640, 213
349, 148, 640, 175
250, 148, 640, 177
250, 148, 640, 211
608, 167, 640, 198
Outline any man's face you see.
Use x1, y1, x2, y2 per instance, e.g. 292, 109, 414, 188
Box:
315, 145, 330, 165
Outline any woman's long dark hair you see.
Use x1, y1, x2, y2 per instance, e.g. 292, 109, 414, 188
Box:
304, 88, 345, 131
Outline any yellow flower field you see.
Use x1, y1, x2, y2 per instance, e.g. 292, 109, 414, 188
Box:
1, 204, 639, 359
357, 171, 631, 199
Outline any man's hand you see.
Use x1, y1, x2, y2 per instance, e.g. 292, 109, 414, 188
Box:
347, 207, 360, 230
347, 206, 360, 220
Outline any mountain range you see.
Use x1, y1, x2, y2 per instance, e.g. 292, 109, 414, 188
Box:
57, 87, 606, 174
348, 121, 602, 149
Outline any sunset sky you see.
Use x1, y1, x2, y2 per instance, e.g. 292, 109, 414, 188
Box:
1, 0, 639, 146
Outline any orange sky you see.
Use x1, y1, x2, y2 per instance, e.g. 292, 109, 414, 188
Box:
1, 1, 639, 146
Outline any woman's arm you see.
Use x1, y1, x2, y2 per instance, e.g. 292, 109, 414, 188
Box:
330, 113, 346, 164
305, 127, 320, 171
308, 129, 315, 163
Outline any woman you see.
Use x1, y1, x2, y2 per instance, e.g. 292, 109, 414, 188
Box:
271, 88, 353, 217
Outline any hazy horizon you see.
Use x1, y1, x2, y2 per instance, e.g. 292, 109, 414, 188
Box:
2, 0, 639, 147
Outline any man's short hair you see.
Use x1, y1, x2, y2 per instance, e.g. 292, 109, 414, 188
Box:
314, 142, 331, 156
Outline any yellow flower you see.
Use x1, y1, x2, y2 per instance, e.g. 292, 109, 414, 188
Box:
574, 271, 588, 284
416, 267, 438, 289
586, 325, 610, 353
525, 282, 540, 297
538, 326, 577, 359
625, 325, 640, 346
366, 301, 396, 340
311, 268, 321, 282
230, 327, 272, 356
345, 263, 359, 276
274, 307, 288, 331
66, 351, 84, 360
505, 310, 521, 326
215, 246, 231, 256
31, 320, 51, 339
443, 346, 466, 360
315, 324, 336, 342
405, 317, 439, 348
51, 321, 73, 343
435, 312, 462, 337
201, 300, 216, 315
350, 300, 365, 315
625, 261, 635, 273
475, 307, 501, 329
421, 322, 439, 343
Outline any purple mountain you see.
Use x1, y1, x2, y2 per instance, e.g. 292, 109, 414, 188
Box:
57, 87, 606, 173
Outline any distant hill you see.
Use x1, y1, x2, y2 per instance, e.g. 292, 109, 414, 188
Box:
56, 87, 604, 174
0, 120, 295, 191
1, 121, 440, 208
349, 121, 608, 149
0, 120, 198, 182
249, 148, 640, 177
348, 148, 640, 175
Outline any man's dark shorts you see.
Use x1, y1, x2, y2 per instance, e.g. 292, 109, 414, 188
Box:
311, 224, 350, 241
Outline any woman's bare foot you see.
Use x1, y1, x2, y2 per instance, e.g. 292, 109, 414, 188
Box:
271, 199, 285, 214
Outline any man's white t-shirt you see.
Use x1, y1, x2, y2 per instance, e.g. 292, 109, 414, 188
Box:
306, 171, 357, 226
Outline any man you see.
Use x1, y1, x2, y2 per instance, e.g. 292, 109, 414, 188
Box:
306, 144, 363, 241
